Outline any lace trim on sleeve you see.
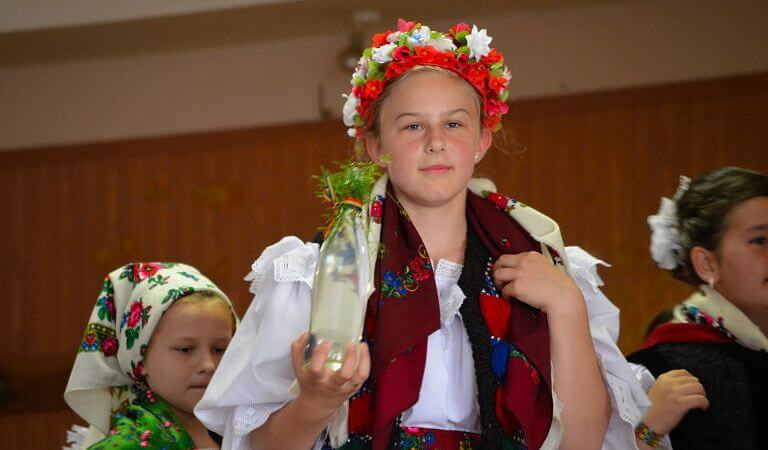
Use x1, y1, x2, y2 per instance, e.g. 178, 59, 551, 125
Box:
273, 245, 318, 287
244, 239, 318, 296
564, 246, 610, 296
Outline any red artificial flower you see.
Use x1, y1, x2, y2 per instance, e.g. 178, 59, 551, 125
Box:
391, 45, 411, 62
484, 114, 502, 130
481, 48, 503, 65
351, 85, 363, 98
385, 61, 409, 79
456, 52, 469, 69
487, 98, 509, 116
127, 301, 144, 328
101, 336, 118, 356
488, 76, 508, 93
361, 79, 383, 101
450, 22, 471, 36
397, 18, 415, 32
371, 31, 391, 48
463, 65, 488, 93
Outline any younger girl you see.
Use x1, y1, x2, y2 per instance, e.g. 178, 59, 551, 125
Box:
197, 20, 651, 450
629, 167, 768, 449
65, 262, 237, 449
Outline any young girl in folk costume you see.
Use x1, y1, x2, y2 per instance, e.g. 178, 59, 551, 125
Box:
629, 167, 768, 449
64, 262, 238, 449
196, 19, 652, 450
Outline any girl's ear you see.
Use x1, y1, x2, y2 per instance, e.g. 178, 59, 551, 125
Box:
474, 128, 493, 164
364, 133, 386, 166
690, 246, 720, 285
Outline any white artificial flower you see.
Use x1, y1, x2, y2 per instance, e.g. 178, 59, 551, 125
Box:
648, 175, 691, 270
466, 25, 492, 60
342, 94, 360, 127
387, 31, 403, 43
648, 197, 681, 270
347, 127, 357, 138
428, 36, 457, 52
372, 43, 397, 64
408, 26, 431, 47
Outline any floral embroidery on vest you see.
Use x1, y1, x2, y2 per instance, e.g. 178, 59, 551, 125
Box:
381, 246, 432, 300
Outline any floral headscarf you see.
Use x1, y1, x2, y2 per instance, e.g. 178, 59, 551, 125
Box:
64, 262, 235, 435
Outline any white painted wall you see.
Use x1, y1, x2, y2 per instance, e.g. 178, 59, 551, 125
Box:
0, 0, 288, 33
1, 0, 766, 150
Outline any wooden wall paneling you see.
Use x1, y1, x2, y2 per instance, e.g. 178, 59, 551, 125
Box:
0, 72, 766, 448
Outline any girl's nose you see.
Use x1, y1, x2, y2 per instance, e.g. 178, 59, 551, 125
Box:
425, 127, 446, 153
199, 351, 217, 373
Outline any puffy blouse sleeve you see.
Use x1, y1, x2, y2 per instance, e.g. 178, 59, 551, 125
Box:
195, 236, 320, 450
565, 246, 671, 450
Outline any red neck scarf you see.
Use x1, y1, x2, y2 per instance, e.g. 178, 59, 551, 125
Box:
641, 323, 735, 350
350, 185, 553, 449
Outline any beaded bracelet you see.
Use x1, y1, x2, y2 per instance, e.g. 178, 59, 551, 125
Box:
635, 422, 664, 447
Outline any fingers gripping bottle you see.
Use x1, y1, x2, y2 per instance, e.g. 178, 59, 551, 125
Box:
305, 161, 378, 370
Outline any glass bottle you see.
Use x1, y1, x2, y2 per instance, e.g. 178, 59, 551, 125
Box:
306, 213, 372, 370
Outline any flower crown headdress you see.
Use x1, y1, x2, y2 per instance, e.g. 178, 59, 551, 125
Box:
648, 175, 691, 270
342, 19, 511, 139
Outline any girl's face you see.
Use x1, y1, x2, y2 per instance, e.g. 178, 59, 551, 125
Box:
366, 70, 492, 210
142, 298, 233, 415
711, 196, 768, 319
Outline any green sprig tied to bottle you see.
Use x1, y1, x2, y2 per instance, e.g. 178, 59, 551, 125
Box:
307, 160, 382, 369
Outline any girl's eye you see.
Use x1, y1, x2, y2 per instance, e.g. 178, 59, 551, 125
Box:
175, 347, 193, 354
749, 236, 766, 245
405, 123, 423, 131
446, 121, 462, 129
213, 346, 228, 355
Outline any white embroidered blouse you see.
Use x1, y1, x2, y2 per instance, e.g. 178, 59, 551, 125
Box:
195, 238, 654, 450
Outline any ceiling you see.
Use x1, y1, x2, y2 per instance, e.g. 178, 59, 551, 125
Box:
0, 0, 619, 66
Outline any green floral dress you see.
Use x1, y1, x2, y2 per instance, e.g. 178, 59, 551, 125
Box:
88, 388, 195, 450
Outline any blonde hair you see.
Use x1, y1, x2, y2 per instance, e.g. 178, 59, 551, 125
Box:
174, 291, 237, 332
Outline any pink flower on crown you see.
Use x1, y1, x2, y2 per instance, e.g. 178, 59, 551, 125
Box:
398, 19, 415, 32
450, 22, 471, 36
487, 98, 509, 116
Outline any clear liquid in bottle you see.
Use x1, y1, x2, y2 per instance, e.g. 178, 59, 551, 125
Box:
306, 214, 371, 370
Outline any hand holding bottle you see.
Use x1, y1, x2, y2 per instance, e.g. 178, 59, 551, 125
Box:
290, 331, 371, 421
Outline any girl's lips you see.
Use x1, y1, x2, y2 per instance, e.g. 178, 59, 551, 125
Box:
421, 164, 451, 174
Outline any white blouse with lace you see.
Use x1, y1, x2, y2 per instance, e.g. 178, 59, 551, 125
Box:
195, 237, 654, 450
